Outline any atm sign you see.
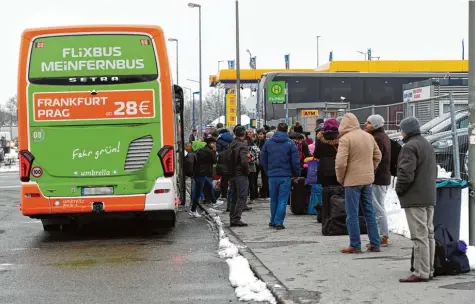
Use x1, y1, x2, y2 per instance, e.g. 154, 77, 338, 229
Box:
301, 110, 319, 117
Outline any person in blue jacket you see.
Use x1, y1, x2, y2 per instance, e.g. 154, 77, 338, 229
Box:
259, 123, 300, 230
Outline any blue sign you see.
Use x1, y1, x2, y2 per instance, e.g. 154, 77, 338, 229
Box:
250, 57, 256, 69
284, 54, 290, 69
228, 60, 235, 69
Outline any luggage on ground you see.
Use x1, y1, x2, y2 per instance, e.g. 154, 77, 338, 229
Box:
322, 190, 368, 236
290, 177, 311, 215
308, 184, 322, 216
321, 186, 343, 225
410, 225, 470, 276
305, 159, 319, 185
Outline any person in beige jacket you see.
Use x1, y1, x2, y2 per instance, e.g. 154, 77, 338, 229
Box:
335, 113, 382, 254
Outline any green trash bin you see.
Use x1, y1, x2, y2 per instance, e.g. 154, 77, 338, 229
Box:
434, 178, 468, 241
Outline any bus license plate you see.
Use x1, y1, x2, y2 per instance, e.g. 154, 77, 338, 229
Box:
81, 187, 114, 196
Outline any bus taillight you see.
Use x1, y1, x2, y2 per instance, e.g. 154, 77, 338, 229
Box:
158, 146, 174, 178
19, 150, 35, 182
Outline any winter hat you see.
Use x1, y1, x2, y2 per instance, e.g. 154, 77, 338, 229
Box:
324, 118, 339, 131
400, 116, 421, 134
266, 131, 274, 139
367, 114, 385, 129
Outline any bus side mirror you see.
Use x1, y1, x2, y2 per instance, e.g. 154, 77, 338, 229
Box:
173, 85, 184, 113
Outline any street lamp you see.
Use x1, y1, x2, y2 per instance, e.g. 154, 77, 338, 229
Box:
188, 2, 203, 133
316, 36, 321, 67
246, 49, 252, 68
356, 50, 367, 60
235, 0, 241, 125
187, 79, 199, 84
167, 38, 179, 85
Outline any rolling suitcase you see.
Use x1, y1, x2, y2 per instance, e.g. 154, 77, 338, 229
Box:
290, 177, 311, 215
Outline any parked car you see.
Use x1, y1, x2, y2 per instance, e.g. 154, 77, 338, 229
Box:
427, 128, 468, 178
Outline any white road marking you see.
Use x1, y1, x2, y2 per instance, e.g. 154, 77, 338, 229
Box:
0, 186, 20, 189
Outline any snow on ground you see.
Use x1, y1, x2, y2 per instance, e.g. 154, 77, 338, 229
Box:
385, 166, 475, 269
207, 209, 276, 304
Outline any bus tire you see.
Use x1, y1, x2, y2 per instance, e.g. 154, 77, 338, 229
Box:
42, 223, 61, 232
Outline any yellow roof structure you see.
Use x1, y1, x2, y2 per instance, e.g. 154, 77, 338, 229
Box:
210, 60, 468, 87
316, 60, 468, 73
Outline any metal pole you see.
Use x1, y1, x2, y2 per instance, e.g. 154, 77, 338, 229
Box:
176, 40, 179, 85
198, 6, 203, 134
449, 92, 461, 178
256, 85, 260, 128
285, 83, 289, 125
468, 0, 475, 246
192, 93, 196, 129
235, 0, 241, 125
316, 36, 320, 68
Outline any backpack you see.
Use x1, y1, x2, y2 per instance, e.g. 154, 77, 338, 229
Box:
216, 148, 235, 177
305, 159, 319, 185
390, 139, 402, 176
410, 225, 470, 276
184, 152, 196, 177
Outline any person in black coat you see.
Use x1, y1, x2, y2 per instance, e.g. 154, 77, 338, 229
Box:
313, 119, 340, 187
190, 138, 217, 217
294, 121, 304, 134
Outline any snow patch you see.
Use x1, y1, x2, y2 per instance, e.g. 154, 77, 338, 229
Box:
206, 207, 276, 304
385, 170, 475, 270
0, 163, 18, 172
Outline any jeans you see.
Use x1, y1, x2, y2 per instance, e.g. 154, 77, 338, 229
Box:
268, 177, 291, 225
405, 207, 435, 279
229, 176, 249, 222
191, 176, 207, 212
204, 177, 216, 202
344, 185, 380, 249
372, 185, 389, 237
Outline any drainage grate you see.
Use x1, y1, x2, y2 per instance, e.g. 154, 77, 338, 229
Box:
124, 136, 154, 172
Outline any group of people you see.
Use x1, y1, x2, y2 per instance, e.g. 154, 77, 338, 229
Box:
186, 112, 438, 283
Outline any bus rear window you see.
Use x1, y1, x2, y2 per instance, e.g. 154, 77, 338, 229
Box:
28, 34, 158, 85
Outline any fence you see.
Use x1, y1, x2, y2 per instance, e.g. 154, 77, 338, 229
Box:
349, 93, 469, 181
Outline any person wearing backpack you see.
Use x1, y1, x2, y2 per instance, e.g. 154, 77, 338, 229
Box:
396, 116, 437, 283
260, 123, 300, 230
364, 115, 391, 247
190, 137, 217, 218
227, 126, 250, 227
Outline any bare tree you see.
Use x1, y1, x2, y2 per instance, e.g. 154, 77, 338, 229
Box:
6, 96, 17, 126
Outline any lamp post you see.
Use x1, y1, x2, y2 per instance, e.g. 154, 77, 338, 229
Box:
356, 50, 367, 60
167, 38, 179, 85
188, 2, 203, 133
235, 0, 241, 125
316, 36, 321, 67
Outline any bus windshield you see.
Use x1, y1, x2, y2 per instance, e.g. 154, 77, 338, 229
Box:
28, 34, 158, 85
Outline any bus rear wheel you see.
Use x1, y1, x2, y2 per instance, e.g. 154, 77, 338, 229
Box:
42, 223, 61, 231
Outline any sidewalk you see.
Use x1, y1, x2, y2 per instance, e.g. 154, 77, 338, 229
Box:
207, 199, 475, 304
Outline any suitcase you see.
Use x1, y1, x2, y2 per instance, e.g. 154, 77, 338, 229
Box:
321, 186, 344, 224
290, 178, 311, 215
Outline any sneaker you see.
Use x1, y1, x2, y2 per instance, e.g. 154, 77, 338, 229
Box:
230, 220, 248, 227
191, 210, 201, 218
399, 275, 429, 283
269, 222, 275, 227
275, 224, 285, 230
366, 236, 388, 248
367, 246, 381, 252
341, 247, 362, 254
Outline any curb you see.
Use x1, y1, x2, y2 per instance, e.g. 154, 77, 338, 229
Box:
198, 202, 299, 304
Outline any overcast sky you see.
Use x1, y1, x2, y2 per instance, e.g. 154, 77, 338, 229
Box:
0, 0, 471, 105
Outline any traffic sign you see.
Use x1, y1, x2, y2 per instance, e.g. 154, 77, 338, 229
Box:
31, 166, 43, 178
267, 81, 286, 103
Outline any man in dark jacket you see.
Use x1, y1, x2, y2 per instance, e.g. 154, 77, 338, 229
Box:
216, 128, 234, 200
189, 129, 198, 143
260, 123, 300, 230
396, 117, 437, 283
190, 138, 217, 218
365, 114, 391, 247
228, 126, 250, 227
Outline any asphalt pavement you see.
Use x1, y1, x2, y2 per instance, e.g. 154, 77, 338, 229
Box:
0, 172, 248, 304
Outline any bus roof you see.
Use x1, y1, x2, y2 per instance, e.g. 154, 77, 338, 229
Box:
21, 25, 164, 40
